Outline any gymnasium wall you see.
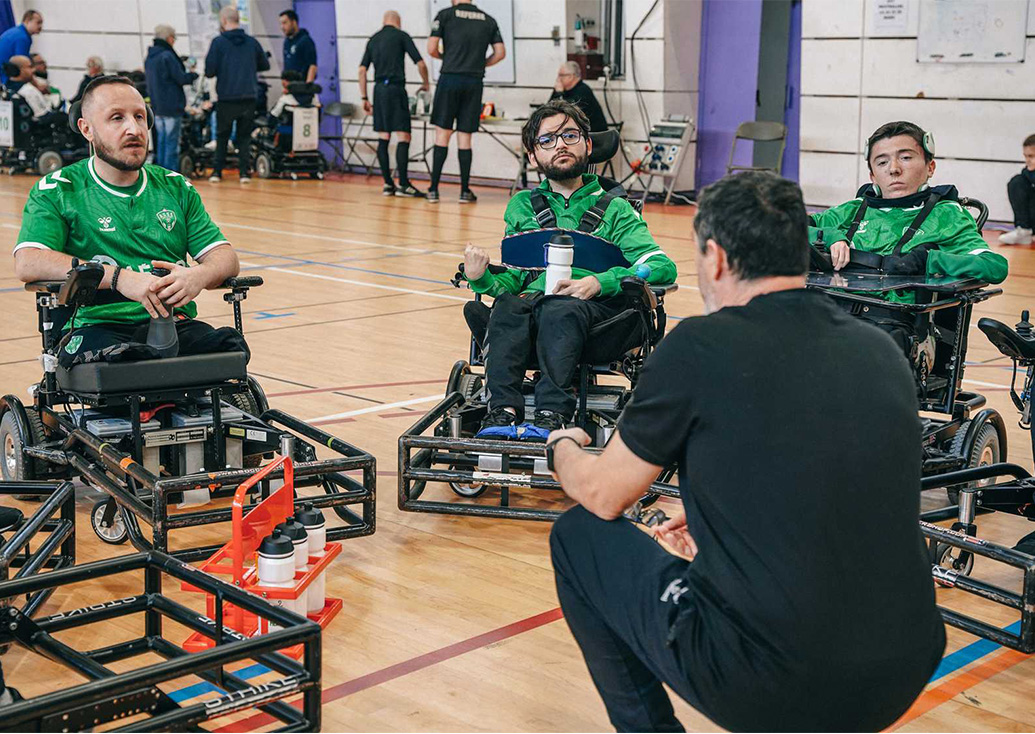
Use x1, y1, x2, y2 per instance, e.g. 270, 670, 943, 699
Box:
799, 0, 1035, 222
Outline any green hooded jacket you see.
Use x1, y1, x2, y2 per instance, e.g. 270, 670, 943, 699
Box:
466, 174, 677, 298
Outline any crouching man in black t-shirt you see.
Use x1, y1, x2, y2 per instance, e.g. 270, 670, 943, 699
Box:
546, 171, 945, 732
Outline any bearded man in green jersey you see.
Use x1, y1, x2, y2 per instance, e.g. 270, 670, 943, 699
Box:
12, 75, 247, 369
463, 99, 676, 441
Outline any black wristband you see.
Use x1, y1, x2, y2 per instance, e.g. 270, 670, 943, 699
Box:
110, 266, 122, 293
546, 435, 582, 472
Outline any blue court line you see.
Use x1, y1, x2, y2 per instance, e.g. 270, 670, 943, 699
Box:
929, 620, 1022, 683
255, 311, 296, 320
0, 287, 23, 293
167, 662, 271, 703
236, 249, 452, 286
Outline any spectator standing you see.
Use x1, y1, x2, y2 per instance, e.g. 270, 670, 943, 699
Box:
279, 9, 317, 83
0, 10, 42, 86
549, 61, 608, 133
72, 56, 105, 104
204, 5, 270, 183
145, 24, 199, 172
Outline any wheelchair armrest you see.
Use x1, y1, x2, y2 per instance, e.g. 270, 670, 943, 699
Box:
620, 276, 658, 311
222, 276, 264, 289
650, 283, 678, 298
452, 262, 511, 288
25, 280, 63, 294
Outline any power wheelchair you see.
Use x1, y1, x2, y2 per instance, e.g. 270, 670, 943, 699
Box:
398, 129, 679, 521
0, 95, 87, 175
0, 260, 375, 561
251, 81, 327, 180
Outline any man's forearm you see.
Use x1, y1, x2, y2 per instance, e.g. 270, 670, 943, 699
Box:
418, 61, 429, 86
14, 248, 113, 287
553, 441, 626, 520
306, 64, 317, 83
358, 67, 368, 100
194, 246, 239, 289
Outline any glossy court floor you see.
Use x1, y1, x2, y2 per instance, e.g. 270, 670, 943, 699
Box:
2, 170, 1035, 731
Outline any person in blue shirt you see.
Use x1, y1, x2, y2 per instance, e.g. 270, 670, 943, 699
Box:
0, 10, 42, 86
279, 9, 317, 83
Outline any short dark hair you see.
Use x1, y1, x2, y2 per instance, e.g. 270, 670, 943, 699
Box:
279, 9, 298, 22
693, 172, 809, 280
521, 99, 590, 154
1024, 134, 1035, 149
281, 69, 303, 82
80, 75, 139, 113
22, 10, 39, 23
865, 121, 932, 171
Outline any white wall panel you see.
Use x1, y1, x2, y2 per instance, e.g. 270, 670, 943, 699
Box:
32, 0, 139, 33
138, 0, 190, 36
932, 158, 1018, 222
35, 32, 144, 71
800, 151, 864, 208
800, 96, 859, 153
801, 38, 862, 96
625, 0, 665, 38
513, 0, 565, 37
802, 0, 864, 38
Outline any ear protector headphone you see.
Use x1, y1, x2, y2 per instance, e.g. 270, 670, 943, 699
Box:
68, 74, 154, 134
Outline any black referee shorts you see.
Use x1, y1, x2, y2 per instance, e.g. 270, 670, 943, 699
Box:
372, 82, 412, 133
431, 73, 483, 133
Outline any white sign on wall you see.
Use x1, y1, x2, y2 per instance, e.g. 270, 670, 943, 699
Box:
292, 107, 319, 151
0, 101, 13, 147
873, 1, 909, 34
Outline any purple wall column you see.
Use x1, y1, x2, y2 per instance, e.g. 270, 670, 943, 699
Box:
294, 0, 340, 165
782, 0, 802, 180
695, 0, 763, 189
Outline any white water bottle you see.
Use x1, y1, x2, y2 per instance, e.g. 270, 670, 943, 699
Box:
275, 519, 309, 614
293, 503, 327, 614
256, 529, 297, 632
545, 233, 574, 295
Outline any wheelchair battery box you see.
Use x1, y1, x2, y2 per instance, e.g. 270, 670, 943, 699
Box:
84, 415, 160, 437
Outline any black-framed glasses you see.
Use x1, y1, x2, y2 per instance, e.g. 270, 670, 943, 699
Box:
536, 129, 583, 149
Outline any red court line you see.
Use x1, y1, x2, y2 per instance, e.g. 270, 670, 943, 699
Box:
267, 379, 444, 398
215, 607, 564, 732
887, 648, 1030, 730
377, 411, 422, 419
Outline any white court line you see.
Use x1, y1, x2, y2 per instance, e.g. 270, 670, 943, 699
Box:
216, 220, 462, 259
962, 378, 1012, 389
309, 394, 442, 422
238, 261, 468, 302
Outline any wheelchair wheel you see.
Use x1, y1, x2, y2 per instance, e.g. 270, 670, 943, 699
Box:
933, 542, 974, 576
947, 421, 1001, 505
255, 152, 273, 179
449, 468, 486, 498
0, 407, 44, 482
179, 153, 194, 177
227, 380, 269, 469
35, 149, 62, 175
310, 171, 324, 180
91, 499, 128, 545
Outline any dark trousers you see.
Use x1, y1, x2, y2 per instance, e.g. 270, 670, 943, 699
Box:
213, 99, 256, 176
1008, 173, 1035, 229
550, 506, 697, 732
58, 319, 250, 369
484, 293, 625, 421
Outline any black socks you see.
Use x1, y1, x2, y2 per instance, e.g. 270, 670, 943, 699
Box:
376, 139, 392, 185
396, 141, 411, 187
458, 148, 472, 191
430, 145, 449, 191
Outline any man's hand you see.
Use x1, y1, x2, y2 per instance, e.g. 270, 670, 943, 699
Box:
554, 75, 565, 93
115, 269, 169, 318
149, 259, 206, 309
554, 276, 601, 300
653, 512, 698, 561
464, 244, 491, 280
546, 427, 592, 478
363, 99, 373, 115
830, 240, 850, 271
420, 80, 430, 93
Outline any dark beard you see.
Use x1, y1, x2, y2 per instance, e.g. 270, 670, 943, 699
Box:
93, 137, 146, 172
539, 152, 589, 182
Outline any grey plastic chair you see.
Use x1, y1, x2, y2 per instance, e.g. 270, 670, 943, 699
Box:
726, 120, 788, 176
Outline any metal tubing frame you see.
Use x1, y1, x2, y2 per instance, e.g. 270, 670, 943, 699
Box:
0, 551, 322, 732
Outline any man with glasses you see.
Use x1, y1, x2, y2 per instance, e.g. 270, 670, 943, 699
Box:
463, 99, 676, 440
549, 61, 608, 133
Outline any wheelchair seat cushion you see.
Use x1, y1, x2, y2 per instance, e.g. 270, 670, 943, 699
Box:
465, 300, 645, 367
56, 352, 247, 395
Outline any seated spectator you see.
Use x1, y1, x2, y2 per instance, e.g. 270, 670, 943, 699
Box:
30, 53, 63, 109
1000, 133, 1035, 245
8, 55, 58, 120
72, 56, 104, 103
0, 10, 42, 86
549, 61, 608, 133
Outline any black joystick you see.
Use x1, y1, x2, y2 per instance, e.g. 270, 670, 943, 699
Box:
1017, 310, 1033, 339
146, 267, 178, 358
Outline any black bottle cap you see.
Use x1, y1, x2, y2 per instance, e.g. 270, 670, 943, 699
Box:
274, 519, 308, 541
549, 232, 574, 246
293, 502, 325, 528
258, 528, 293, 557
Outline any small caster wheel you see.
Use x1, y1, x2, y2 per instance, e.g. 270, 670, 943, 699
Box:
91, 499, 128, 545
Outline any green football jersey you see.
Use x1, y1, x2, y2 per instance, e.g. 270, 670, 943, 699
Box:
14, 157, 229, 327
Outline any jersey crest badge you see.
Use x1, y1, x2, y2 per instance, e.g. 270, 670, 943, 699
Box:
97, 216, 115, 232
64, 335, 83, 354
156, 209, 177, 232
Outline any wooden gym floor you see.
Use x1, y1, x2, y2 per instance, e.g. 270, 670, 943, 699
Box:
2, 170, 1035, 731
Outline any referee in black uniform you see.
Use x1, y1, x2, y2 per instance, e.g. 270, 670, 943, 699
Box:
359, 10, 430, 197
426, 0, 505, 204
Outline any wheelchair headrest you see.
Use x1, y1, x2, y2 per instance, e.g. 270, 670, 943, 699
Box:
588, 128, 619, 165
287, 81, 322, 97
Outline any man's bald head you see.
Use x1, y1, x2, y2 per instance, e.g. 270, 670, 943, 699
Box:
383, 10, 401, 27
8, 55, 33, 82
219, 5, 240, 28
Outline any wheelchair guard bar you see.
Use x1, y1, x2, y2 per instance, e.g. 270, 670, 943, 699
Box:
398, 392, 678, 521
0, 481, 76, 620
0, 551, 322, 731
62, 408, 375, 562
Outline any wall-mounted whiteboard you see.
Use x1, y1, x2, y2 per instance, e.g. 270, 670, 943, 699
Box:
917, 0, 1028, 63
428, 0, 515, 84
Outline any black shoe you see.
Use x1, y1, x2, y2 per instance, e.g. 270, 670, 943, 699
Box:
382, 183, 397, 196
459, 189, 478, 204
1015, 529, 1035, 556
476, 406, 519, 440
395, 184, 424, 198
518, 409, 568, 442
0, 507, 22, 532
426, 188, 439, 203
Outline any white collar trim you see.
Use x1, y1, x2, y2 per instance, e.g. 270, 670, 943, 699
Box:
88, 156, 148, 198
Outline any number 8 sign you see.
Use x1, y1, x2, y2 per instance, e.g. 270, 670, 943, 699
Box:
291, 107, 319, 152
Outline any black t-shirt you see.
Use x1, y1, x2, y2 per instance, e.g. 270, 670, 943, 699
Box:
550, 81, 608, 132
430, 3, 503, 78
618, 289, 944, 721
361, 25, 422, 85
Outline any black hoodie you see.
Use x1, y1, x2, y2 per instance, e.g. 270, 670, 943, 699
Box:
204, 27, 270, 102
283, 28, 317, 75
144, 38, 198, 117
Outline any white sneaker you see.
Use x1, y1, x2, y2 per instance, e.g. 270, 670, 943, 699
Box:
239, 176, 251, 184
999, 227, 1032, 245
203, 140, 217, 151
208, 175, 221, 183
